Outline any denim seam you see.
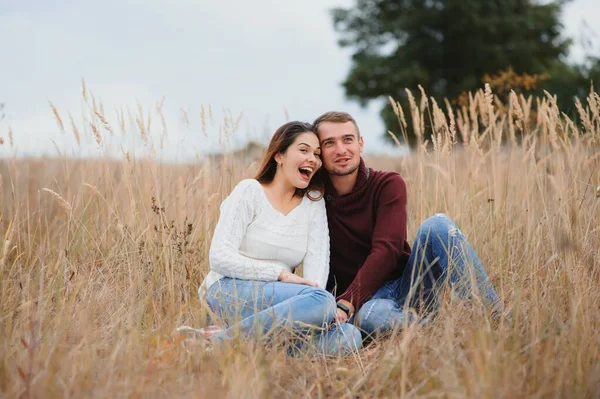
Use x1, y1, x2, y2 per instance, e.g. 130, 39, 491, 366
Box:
361, 300, 378, 322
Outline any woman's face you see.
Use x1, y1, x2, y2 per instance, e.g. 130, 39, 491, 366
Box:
275, 132, 321, 189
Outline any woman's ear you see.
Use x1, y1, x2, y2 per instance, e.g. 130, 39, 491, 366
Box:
274, 153, 282, 165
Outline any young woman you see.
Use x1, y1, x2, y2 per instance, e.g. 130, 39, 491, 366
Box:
185, 121, 362, 355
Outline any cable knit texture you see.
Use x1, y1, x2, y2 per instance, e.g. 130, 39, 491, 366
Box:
200, 179, 330, 294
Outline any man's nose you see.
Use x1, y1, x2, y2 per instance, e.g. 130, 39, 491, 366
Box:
334, 141, 346, 154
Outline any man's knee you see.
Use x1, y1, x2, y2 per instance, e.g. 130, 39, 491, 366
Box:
355, 298, 395, 335
416, 213, 461, 244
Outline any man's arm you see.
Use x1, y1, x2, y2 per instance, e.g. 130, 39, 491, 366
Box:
336, 174, 408, 311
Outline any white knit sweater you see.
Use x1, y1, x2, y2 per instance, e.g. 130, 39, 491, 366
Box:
200, 179, 330, 294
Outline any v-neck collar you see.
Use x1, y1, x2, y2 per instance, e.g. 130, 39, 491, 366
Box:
256, 182, 307, 217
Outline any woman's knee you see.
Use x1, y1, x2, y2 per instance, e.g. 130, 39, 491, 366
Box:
304, 287, 337, 322
336, 323, 363, 352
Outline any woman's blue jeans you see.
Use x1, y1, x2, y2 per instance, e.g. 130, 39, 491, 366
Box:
204, 277, 362, 355
356, 213, 501, 337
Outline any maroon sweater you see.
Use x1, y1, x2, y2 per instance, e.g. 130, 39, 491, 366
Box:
325, 159, 412, 310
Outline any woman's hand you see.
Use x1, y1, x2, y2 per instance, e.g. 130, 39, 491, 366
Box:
278, 270, 319, 287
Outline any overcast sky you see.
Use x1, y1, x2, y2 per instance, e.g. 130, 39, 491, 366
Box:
1, 0, 599, 160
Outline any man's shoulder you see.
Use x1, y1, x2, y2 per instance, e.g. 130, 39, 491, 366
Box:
369, 168, 406, 188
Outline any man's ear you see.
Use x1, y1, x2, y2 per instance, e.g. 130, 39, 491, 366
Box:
359, 136, 364, 153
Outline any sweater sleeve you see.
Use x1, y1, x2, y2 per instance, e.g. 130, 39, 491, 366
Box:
301, 197, 330, 289
337, 175, 408, 310
208, 180, 286, 281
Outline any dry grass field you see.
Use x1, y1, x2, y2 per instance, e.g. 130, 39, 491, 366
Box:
1, 86, 599, 398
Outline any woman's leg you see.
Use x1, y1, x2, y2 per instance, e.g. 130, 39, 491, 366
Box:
205, 277, 337, 341
292, 322, 362, 356
395, 213, 501, 313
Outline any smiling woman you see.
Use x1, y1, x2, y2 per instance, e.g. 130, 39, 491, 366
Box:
255, 122, 324, 202
177, 121, 363, 356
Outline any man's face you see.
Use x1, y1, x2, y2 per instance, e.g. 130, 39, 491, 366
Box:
317, 121, 364, 176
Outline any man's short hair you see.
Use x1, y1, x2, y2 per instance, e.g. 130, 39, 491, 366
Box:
313, 111, 361, 139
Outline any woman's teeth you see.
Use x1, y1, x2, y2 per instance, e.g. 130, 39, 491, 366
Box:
299, 167, 313, 177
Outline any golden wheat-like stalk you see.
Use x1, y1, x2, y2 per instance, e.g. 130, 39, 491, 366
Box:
200, 104, 207, 137
42, 188, 72, 214
2, 86, 599, 398
418, 84, 429, 113
81, 78, 88, 102
444, 98, 457, 146
69, 112, 81, 147
95, 111, 114, 135
49, 101, 65, 132
89, 121, 102, 146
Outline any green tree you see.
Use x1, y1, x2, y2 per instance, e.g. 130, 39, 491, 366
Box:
331, 0, 578, 146
541, 57, 600, 119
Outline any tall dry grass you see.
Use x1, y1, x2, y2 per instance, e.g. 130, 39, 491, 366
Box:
1, 84, 599, 398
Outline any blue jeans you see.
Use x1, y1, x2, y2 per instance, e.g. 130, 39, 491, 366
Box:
204, 277, 362, 355
356, 213, 501, 336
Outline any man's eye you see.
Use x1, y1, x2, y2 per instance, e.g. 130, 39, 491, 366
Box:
324, 141, 333, 146
344, 137, 353, 143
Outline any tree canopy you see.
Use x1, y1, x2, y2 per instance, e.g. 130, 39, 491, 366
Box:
332, 0, 599, 145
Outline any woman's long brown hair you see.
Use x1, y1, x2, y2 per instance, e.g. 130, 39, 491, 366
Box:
254, 121, 324, 201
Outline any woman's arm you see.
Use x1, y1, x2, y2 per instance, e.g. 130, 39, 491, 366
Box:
300, 197, 330, 289
209, 180, 285, 281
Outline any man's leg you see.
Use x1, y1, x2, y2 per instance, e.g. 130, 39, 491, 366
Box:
356, 213, 500, 337
355, 277, 417, 337
396, 213, 501, 314
205, 277, 337, 341
355, 297, 416, 337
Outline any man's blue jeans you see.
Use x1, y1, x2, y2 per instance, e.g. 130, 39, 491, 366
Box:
204, 277, 363, 355
356, 213, 501, 336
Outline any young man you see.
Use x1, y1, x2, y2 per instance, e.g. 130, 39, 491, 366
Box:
313, 111, 500, 336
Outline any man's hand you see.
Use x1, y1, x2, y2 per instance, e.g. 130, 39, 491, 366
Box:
335, 308, 349, 323
334, 299, 355, 323
278, 270, 319, 287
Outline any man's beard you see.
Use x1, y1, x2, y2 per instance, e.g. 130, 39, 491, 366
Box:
327, 162, 360, 176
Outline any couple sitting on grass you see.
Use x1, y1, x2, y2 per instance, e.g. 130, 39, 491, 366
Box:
180, 111, 501, 355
